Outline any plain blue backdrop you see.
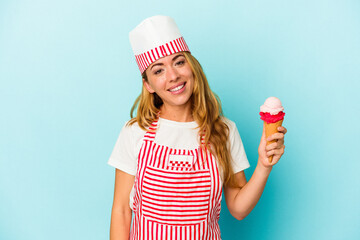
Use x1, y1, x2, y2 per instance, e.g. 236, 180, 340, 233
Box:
1, 0, 359, 239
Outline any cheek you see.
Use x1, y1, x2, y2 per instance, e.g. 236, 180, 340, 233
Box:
188, 75, 196, 94
183, 69, 194, 82
187, 73, 195, 87
149, 77, 167, 92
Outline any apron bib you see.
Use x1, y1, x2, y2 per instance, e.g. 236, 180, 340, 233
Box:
130, 119, 223, 240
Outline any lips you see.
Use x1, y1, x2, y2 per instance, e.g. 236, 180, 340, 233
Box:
168, 82, 186, 92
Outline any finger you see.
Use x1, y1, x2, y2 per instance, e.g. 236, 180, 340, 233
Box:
261, 123, 266, 140
264, 155, 278, 166
278, 131, 285, 144
259, 124, 267, 149
270, 155, 280, 165
261, 157, 273, 167
266, 147, 284, 157
267, 146, 285, 166
265, 142, 278, 151
267, 132, 284, 142
277, 126, 287, 134
272, 148, 284, 164
266, 141, 284, 151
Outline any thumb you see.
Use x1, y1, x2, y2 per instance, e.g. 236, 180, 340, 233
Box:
261, 122, 266, 141
259, 122, 267, 148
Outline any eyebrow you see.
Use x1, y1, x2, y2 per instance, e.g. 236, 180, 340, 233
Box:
150, 54, 184, 70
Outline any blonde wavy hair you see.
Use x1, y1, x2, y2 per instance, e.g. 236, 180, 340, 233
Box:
128, 51, 237, 187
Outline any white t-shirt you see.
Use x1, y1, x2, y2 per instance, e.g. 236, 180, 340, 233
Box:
108, 117, 250, 208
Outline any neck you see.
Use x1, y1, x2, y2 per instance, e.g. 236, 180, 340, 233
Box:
160, 103, 193, 122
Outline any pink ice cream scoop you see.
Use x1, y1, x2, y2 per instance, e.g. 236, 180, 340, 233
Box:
259, 97, 285, 123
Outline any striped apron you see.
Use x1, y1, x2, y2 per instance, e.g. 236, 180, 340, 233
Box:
130, 119, 223, 240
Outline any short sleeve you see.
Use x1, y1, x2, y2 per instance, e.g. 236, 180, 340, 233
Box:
227, 120, 250, 173
107, 122, 137, 175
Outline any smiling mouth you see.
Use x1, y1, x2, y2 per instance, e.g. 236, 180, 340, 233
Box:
168, 82, 186, 92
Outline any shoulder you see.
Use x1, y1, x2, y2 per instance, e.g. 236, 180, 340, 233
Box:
220, 116, 237, 132
123, 119, 143, 131
118, 120, 146, 140
220, 116, 244, 145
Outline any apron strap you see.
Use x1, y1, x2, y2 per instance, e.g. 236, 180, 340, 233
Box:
142, 118, 159, 142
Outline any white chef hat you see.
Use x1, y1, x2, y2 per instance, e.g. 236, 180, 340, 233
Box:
129, 15, 191, 74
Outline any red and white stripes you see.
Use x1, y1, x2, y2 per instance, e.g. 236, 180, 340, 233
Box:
135, 37, 190, 74
130, 120, 223, 240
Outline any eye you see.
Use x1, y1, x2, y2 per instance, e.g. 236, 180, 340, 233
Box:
154, 69, 162, 75
175, 60, 185, 66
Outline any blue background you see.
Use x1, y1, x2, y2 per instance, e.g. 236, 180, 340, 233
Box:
1, 0, 359, 239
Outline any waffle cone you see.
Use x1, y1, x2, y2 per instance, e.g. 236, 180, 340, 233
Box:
264, 120, 283, 163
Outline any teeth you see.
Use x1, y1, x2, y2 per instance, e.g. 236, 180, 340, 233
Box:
169, 84, 185, 92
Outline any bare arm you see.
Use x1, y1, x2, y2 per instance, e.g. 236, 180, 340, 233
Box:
110, 169, 135, 240
223, 165, 271, 220
224, 125, 287, 220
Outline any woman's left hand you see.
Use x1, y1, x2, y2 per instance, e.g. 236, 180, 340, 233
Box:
258, 124, 287, 168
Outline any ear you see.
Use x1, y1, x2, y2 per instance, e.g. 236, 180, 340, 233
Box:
143, 78, 155, 93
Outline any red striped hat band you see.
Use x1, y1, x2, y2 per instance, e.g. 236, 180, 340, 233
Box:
135, 36, 190, 74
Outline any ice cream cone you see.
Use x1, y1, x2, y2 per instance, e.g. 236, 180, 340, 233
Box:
260, 96, 285, 163
264, 119, 283, 163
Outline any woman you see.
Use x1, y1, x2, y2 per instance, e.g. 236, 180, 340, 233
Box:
108, 15, 287, 240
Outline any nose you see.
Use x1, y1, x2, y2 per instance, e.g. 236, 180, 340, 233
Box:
166, 66, 180, 82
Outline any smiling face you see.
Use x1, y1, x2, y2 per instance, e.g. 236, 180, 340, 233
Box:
143, 52, 195, 112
